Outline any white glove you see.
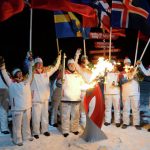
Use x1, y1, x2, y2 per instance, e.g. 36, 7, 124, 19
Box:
76, 48, 82, 56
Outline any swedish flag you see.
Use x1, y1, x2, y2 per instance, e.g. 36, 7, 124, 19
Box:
54, 11, 82, 38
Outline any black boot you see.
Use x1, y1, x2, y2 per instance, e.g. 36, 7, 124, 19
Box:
52, 123, 58, 127
72, 131, 79, 135
116, 123, 121, 127
34, 135, 39, 139
43, 132, 50, 136
104, 122, 111, 126
1, 131, 10, 134
135, 125, 141, 130
63, 133, 69, 137
122, 124, 128, 129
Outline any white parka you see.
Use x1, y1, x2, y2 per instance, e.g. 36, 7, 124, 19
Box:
61, 70, 84, 102
0, 75, 7, 89
104, 72, 120, 95
121, 72, 140, 97
31, 55, 61, 103
1, 63, 33, 111
139, 63, 150, 76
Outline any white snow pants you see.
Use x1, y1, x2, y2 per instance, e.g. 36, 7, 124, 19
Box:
32, 101, 49, 135
80, 90, 86, 127
50, 87, 62, 125
0, 89, 9, 132
122, 95, 140, 125
104, 94, 120, 123
12, 108, 32, 144
61, 102, 80, 134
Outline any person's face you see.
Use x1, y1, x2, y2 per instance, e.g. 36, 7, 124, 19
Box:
68, 63, 75, 72
15, 71, 23, 81
81, 58, 88, 65
124, 62, 131, 67
35, 62, 43, 69
112, 65, 118, 72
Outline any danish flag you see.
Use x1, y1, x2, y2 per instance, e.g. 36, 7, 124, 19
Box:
84, 84, 105, 128
112, 0, 149, 28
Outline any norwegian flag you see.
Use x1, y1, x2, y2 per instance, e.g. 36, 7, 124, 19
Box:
111, 0, 150, 35
93, 0, 126, 37
93, 0, 111, 30
84, 84, 105, 128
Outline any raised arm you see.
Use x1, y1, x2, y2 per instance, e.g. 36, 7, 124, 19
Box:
139, 63, 150, 76
25, 60, 34, 83
74, 48, 81, 63
48, 51, 61, 77
0, 64, 12, 86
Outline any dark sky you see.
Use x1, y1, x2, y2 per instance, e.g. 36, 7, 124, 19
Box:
0, 6, 149, 72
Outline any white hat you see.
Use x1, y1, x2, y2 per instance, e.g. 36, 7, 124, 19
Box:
12, 68, 21, 76
67, 59, 75, 65
34, 57, 43, 64
124, 58, 131, 64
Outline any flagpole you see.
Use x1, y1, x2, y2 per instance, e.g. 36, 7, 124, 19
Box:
133, 37, 150, 76
29, 8, 33, 52
56, 38, 60, 53
83, 39, 87, 56
134, 31, 140, 66
139, 37, 150, 61
83, 28, 87, 56
109, 27, 112, 61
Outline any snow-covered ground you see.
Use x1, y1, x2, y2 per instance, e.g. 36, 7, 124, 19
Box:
0, 80, 149, 150
0, 121, 149, 150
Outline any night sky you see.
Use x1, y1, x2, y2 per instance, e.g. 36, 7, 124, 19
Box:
0, 6, 149, 73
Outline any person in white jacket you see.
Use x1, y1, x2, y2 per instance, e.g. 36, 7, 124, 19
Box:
61, 59, 84, 137
31, 52, 61, 139
0, 57, 33, 146
104, 64, 121, 127
137, 60, 150, 132
120, 58, 141, 130
0, 73, 9, 134
137, 61, 150, 76
74, 49, 92, 128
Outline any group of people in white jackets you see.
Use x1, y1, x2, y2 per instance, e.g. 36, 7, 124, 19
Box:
0, 49, 149, 146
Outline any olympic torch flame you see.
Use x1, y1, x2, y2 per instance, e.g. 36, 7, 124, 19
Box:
89, 57, 114, 83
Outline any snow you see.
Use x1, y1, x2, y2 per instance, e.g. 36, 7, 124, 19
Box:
0, 122, 149, 150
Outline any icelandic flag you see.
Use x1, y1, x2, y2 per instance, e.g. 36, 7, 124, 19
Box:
54, 11, 82, 38
111, 0, 150, 35
84, 84, 105, 128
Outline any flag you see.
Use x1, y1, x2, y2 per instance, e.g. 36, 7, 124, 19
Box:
0, 0, 24, 22
92, 0, 126, 37
139, 31, 149, 41
31, 0, 97, 27
92, 0, 111, 30
84, 84, 105, 128
54, 11, 82, 38
111, 0, 150, 35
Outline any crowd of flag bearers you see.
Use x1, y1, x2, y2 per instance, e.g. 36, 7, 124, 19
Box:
0, 49, 149, 146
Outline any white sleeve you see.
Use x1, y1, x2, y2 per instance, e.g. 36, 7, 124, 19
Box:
1, 68, 12, 86
139, 63, 150, 76
48, 54, 61, 77
25, 61, 33, 83
74, 63, 89, 83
